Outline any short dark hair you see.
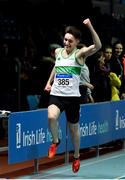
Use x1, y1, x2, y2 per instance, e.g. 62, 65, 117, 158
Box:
65, 26, 81, 40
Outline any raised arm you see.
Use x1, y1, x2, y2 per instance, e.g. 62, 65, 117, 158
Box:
77, 18, 102, 61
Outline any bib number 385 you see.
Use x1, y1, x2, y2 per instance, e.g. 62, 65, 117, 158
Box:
56, 74, 73, 86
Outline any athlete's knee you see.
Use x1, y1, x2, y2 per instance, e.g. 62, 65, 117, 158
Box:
68, 122, 80, 133
48, 105, 60, 121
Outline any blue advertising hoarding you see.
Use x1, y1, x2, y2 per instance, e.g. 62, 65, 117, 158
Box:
8, 100, 125, 164
8, 109, 66, 164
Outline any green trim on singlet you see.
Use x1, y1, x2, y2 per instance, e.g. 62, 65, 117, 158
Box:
55, 66, 81, 75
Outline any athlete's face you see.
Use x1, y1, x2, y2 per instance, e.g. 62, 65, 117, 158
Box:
63, 33, 79, 54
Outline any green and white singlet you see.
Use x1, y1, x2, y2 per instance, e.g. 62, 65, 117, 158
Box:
50, 48, 82, 97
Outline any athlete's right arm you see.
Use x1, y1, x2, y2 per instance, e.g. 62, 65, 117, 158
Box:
44, 66, 55, 92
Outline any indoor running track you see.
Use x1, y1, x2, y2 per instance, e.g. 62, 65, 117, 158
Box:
18, 150, 125, 179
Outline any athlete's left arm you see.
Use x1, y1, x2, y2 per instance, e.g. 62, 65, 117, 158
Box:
76, 18, 102, 64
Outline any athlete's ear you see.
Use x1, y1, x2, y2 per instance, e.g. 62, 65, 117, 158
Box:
76, 39, 80, 45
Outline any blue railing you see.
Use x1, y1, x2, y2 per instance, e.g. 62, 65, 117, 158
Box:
8, 100, 125, 165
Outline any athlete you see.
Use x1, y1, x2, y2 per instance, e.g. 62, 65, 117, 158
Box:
44, 18, 102, 173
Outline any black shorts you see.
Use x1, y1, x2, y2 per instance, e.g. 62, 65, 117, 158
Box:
49, 95, 80, 124
79, 85, 88, 104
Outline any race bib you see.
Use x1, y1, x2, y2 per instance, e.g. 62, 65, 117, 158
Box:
55, 74, 73, 86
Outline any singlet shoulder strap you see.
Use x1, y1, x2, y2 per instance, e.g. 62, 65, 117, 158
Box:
55, 48, 63, 58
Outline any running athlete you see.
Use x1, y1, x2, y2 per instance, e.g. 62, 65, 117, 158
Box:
44, 18, 102, 173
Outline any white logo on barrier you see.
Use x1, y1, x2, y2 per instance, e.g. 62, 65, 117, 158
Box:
15, 123, 63, 148
16, 123, 21, 148
115, 110, 119, 130
80, 121, 97, 137
80, 121, 109, 137
16, 123, 46, 148
22, 128, 45, 146
115, 110, 125, 130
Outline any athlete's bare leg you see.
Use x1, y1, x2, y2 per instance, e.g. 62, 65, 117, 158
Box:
67, 121, 80, 158
48, 104, 60, 143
